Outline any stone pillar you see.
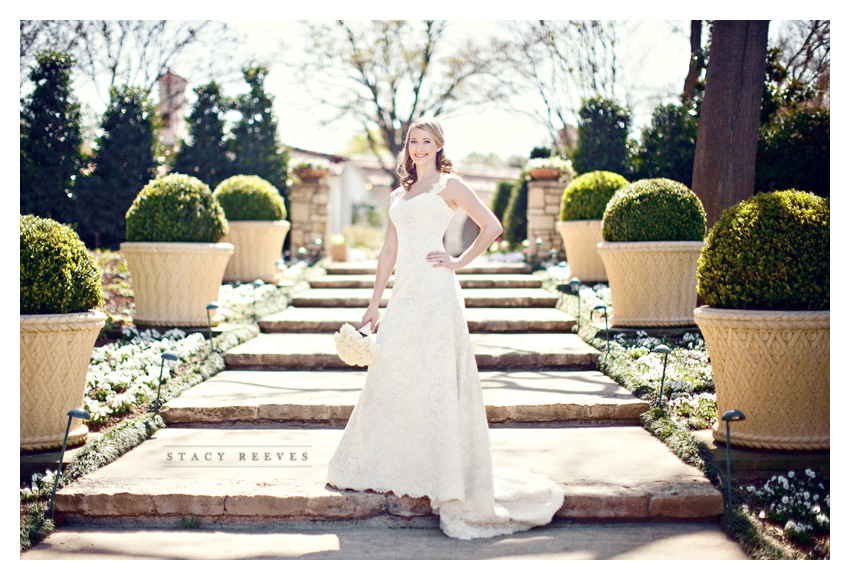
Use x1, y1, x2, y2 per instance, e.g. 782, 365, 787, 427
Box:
526, 179, 569, 262
289, 180, 331, 260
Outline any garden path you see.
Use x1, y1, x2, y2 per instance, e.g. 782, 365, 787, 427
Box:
49, 258, 740, 559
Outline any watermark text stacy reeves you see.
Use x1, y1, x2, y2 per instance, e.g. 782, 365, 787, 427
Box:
163, 446, 311, 467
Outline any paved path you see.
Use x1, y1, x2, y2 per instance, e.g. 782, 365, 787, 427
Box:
22, 520, 748, 560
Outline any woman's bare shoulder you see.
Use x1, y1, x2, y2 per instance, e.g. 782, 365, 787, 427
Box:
444, 173, 476, 196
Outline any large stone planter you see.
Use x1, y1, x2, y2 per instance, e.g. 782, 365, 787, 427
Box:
120, 242, 234, 327
556, 220, 607, 282
694, 307, 829, 450
596, 241, 704, 327
221, 221, 290, 284
20, 311, 106, 450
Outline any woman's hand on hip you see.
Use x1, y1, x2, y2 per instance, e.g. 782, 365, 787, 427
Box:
426, 251, 460, 271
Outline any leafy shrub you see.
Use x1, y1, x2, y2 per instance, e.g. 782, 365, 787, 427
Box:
20, 215, 103, 315
697, 190, 829, 310
125, 173, 228, 243
560, 171, 629, 221
572, 95, 632, 176
755, 108, 829, 198
490, 181, 513, 224
502, 178, 528, 248
602, 178, 706, 242
630, 102, 699, 187
213, 175, 287, 221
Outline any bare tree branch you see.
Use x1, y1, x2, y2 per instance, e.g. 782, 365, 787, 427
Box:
285, 20, 503, 184
490, 20, 620, 154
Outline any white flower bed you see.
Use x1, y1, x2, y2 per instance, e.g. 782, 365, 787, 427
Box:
84, 328, 206, 424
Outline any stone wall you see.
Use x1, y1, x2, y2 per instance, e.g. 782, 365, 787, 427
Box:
526, 180, 569, 262
288, 180, 331, 259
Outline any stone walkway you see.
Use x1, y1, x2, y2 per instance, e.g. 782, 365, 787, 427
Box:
45, 258, 738, 560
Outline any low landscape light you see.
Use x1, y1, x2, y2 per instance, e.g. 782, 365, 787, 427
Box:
721, 409, 747, 512
206, 302, 218, 352
154, 351, 179, 412
47, 407, 91, 520
592, 304, 610, 355
253, 279, 264, 320
653, 344, 672, 407
570, 277, 582, 331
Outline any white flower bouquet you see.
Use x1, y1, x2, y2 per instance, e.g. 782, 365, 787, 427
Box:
334, 323, 380, 367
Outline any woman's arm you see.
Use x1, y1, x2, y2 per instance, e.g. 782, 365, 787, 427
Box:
428, 177, 502, 270
361, 217, 398, 332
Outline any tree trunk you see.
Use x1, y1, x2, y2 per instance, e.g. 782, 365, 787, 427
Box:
692, 20, 769, 229
682, 20, 704, 100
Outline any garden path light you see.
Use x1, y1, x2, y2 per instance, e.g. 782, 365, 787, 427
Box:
653, 344, 672, 407
592, 304, 609, 355
47, 407, 90, 520
721, 409, 746, 512
154, 351, 179, 413
206, 302, 218, 352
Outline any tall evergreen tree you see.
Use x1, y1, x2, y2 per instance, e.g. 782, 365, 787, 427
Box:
490, 181, 513, 224
229, 65, 289, 204
631, 102, 700, 187
76, 86, 158, 248
173, 81, 232, 189
571, 96, 632, 177
20, 51, 83, 225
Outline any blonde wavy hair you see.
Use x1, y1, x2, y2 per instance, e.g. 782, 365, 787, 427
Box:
396, 118, 454, 191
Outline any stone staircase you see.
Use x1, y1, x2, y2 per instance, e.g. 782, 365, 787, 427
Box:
55, 258, 723, 526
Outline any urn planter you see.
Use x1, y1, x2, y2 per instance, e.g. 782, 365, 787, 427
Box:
694, 307, 829, 450
20, 310, 106, 450
120, 242, 234, 327
294, 167, 329, 183
221, 220, 290, 284
528, 167, 561, 181
556, 220, 607, 282
596, 240, 704, 327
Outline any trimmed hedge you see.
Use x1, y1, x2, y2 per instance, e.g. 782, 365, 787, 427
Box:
125, 173, 228, 243
697, 190, 829, 310
560, 170, 629, 221
602, 178, 706, 242
213, 175, 287, 221
20, 215, 103, 315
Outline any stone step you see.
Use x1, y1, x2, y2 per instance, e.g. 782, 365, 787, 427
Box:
55, 426, 724, 523
290, 288, 558, 309
224, 333, 598, 371
259, 307, 576, 334
160, 369, 648, 425
323, 260, 532, 276
309, 273, 543, 289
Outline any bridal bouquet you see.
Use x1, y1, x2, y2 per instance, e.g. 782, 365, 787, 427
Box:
334, 323, 380, 367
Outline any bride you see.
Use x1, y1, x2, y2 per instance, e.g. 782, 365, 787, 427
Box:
327, 118, 564, 540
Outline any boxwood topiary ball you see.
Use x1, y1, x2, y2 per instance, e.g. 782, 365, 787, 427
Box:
21, 215, 103, 315
602, 178, 706, 242
213, 175, 287, 221
697, 190, 829, 310
560, 170, 629, 221
125, 173, 228, 243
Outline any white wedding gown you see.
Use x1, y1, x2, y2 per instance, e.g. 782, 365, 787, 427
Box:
327, 172, 564, 540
